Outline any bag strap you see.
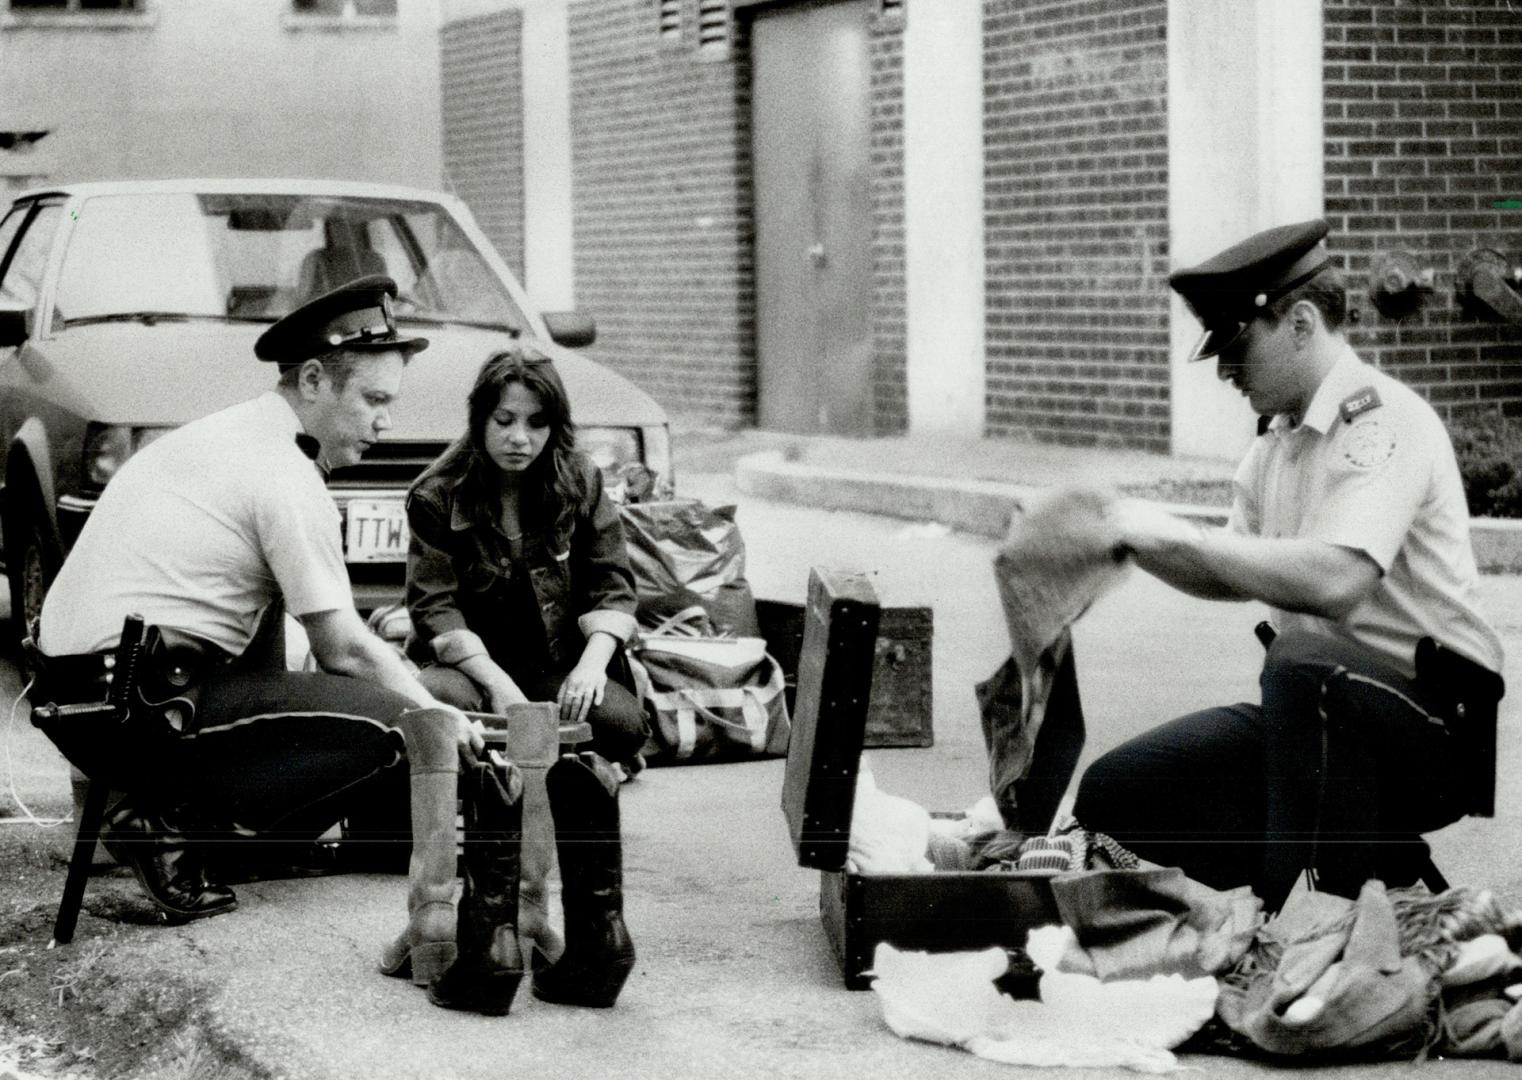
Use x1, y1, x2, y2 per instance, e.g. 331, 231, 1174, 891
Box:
644, 605, 711, 639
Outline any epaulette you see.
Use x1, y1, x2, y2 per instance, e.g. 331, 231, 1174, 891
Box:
1339, 386, 1382, 423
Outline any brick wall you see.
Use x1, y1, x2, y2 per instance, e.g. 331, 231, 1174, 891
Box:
1324, 0, 1522, 422
870, 16, 908, 435
440, 9, 525, 277
567, 0, 755, 427
982, 0, 1171, 451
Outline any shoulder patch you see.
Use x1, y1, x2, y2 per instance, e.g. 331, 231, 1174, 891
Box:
1342, 417, 1397, 469
1339, 386, 1382, 423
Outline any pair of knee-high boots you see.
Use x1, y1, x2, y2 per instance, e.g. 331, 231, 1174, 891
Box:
378, 736, 635, 1014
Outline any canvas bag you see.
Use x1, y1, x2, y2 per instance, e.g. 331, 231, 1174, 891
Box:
628, 608, 790, 762
619, 499, 762, 637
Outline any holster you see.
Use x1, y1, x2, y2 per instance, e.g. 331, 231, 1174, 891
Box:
29, 620, 230, 742
134, 624, 228, 734
1415, 636, 1506, 818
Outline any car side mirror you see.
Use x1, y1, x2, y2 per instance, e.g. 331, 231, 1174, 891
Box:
542, 311, 596, 349
0, 300, 31, 348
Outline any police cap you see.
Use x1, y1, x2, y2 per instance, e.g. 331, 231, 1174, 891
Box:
1169, 219, 1331, 361
254, 274, 428, 363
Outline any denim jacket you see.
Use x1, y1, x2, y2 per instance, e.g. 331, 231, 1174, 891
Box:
404, 453, 638, 672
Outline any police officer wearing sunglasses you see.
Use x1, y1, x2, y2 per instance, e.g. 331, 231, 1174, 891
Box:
1072, 219, 1505, 912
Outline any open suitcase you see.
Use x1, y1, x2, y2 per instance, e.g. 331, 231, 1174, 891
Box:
779, 567, 1059, 990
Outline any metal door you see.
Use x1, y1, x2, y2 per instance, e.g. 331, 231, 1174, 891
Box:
751, 0, 873, 435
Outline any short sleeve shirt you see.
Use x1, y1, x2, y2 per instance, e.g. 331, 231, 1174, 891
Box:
1227, 347, 1503, 676
39, 392, 353, 656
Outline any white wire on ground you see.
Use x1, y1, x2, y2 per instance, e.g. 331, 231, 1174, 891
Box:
2, 677, 73, 827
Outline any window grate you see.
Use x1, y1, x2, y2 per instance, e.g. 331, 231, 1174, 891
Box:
657, 0, 680, 41
696, 0, 728, 52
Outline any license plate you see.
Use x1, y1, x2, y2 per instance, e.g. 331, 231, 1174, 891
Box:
344, 499, 409, 563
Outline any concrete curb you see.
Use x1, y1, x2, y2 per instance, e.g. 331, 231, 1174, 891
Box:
735, 449, 1522, 573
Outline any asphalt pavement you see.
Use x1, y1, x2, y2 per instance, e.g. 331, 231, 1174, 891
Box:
1, 428, 1519, 1080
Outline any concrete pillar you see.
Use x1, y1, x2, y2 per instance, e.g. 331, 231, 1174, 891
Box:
903, 0, 985, 437
1166, 0, 1322, 460
442, 0, 575, 310
520, 0, 576, 312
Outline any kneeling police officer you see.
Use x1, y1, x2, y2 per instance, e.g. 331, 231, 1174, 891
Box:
31, 277, 484, 982
1074, 220, 1506, 911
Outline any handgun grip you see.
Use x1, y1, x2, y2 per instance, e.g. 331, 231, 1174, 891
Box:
108, 614, 146, 713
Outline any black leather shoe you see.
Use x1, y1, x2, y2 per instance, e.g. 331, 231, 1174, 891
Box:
101, 808, 238, 922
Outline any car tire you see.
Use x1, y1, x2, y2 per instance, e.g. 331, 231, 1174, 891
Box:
6, 506, 58, 659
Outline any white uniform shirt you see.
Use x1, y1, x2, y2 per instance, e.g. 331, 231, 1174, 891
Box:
40, 392, 353, 657
1228, 346, 1503, 677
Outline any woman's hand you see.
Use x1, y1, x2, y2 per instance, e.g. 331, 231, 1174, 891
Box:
557, 660, 608, 725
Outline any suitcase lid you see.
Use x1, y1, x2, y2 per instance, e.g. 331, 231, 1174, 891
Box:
781, 567, 882, 872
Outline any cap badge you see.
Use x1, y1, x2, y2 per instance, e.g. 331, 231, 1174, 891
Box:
1254, 292, 1268, 307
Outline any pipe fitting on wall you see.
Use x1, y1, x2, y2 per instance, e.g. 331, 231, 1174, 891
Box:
1367, 251, 1434, 318
1457, 249, 1522, 325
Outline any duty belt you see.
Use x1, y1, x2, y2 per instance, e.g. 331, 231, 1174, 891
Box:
29, 616, 231, 737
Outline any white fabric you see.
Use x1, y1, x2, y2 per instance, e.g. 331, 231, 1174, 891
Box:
41, 392, 352, 657
927, 794, 1004, 843
871, 936, 1218, 1074
1229, 347, 1502, 676
845, 762, 933, 874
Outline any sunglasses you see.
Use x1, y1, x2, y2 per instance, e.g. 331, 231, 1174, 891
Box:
1188, 317, 1254, 362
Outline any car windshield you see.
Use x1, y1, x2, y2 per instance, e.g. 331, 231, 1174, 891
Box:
53, 192, 528, 331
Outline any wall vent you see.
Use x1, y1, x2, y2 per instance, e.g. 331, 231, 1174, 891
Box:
696, 0, 730, 56
657, 0, 681, 41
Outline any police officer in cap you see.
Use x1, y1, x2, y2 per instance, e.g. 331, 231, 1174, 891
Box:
34, 276, 485, 982
1072, 220, 1505, 910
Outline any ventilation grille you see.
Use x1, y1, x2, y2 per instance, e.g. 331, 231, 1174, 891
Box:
657, 0, 681, 41
697, 0, 729, 53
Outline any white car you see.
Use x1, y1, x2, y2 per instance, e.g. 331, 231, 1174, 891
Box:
0, 178, 672, 635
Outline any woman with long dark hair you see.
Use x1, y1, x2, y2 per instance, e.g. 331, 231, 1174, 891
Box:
401, 345, 640, 1013
404, 345, 646, 756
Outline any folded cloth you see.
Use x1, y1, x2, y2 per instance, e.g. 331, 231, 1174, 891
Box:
1501, 998, 1522, 1061
1218, 880, 1436, 1058
870, 940, 1217, 1074
1441, 934, 1522, 989
1049, 867, 1262, 981
1442, 989, 1512, 1056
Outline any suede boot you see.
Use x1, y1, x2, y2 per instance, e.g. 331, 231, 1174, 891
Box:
532, 752, 636, 1008
428, 754, 527, 1014
517, 761, 564, 970
378, 708, 461, 987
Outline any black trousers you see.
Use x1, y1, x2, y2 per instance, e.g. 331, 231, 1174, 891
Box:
40, 668, 413, 845
1072, 628, 1465, 910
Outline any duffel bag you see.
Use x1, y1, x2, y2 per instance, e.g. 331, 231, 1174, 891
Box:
628, 610, 790, 762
